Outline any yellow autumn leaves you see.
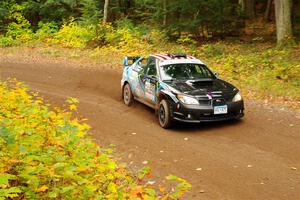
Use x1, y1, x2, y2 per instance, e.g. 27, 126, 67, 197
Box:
0, 80, 191, 200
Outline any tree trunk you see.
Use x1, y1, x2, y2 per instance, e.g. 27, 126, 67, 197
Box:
103, 0, 109, 23
239, 0, 245, 12
163, 0, 167, 26
264, 0, 272, 21
240, 0, 255, 19
245, 0, 255, 19
274, 0, 294, 45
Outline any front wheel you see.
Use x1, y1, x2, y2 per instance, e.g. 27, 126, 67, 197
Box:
123, 84, 134, 106
158, 100, 172, 129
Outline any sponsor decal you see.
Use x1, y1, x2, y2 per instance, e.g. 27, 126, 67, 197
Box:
145, 79, 155, 101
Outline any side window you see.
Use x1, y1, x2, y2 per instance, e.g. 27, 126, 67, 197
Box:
134, 57, 147, 72
140, 64, 148, 74
145, 58, 157, 76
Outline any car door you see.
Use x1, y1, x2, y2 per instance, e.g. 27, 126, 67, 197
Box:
138, 57, 158, 105
128, 57, 147, 99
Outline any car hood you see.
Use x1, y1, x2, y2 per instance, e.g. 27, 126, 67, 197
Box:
166, 79, 236, 97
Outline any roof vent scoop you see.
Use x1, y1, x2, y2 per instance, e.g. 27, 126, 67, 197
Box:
167, 53, 187, 58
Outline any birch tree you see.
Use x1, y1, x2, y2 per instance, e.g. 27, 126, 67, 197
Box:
103, 0, 109, 23
163, 0, 167, 26
274, 0, 294, 46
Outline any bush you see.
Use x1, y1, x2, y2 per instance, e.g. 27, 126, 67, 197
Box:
35, 22, 58, 41
202, 43, 300, 100
0, 80, 191, 200
48, 19, 96, 48
0, 36, 16, 47
176, 34, 197, 45
5, 4, 34, 44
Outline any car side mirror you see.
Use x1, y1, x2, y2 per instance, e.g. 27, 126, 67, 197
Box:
214, 72, 219, 78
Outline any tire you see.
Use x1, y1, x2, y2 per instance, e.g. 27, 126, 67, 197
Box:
123, 84, 134, 106
158, 100, 172, 129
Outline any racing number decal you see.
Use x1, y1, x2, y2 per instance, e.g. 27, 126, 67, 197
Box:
145, 79, 156, 101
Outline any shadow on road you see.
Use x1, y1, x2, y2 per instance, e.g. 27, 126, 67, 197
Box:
171, 119, 244, 132
128, 99, 245, 132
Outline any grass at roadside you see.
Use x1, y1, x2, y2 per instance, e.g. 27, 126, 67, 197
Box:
200, 43, 300, 105
1, 42, 299, 109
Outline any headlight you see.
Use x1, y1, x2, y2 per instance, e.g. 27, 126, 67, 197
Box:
177, 94, 199, 105
232, 92, 242, 102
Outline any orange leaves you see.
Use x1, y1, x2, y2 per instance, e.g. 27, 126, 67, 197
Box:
158, 185, 166, 194
129, 186, 143, 199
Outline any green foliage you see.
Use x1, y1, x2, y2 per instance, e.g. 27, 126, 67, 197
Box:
1, 3, 34, 44
79, 0, 102, 25
22, 0, 82, 26
0, 36, 16, 47
200, 43, 300, 100
176, 34, 197, 45
0, 80, 191, 200
0, 0, 241, 41
48, 19, 96, 48
0, 0, 14, 32
160, 0, 239, 39
0, 173, 22, 200
88, 19, 162, 54
35, 22, 58, 41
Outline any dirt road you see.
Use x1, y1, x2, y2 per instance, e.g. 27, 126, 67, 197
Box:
0, 62, 299, 200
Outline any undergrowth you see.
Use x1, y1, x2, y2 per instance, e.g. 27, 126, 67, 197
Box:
0, 79, 191, 200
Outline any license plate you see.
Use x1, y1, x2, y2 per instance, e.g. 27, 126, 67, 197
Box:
214, 105, 228, 114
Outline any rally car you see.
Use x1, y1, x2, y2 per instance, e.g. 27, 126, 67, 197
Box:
121, 53, 244, 128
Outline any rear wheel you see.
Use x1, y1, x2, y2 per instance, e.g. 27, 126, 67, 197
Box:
123, 84, 134, 106
158, 100, 172, 128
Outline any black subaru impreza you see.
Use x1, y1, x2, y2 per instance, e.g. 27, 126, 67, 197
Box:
121, 53, 244, 128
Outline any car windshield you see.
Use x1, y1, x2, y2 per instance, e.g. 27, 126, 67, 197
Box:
160, 64, 215, 81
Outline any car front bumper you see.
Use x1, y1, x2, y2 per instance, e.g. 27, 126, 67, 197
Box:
171, 100, 244, 123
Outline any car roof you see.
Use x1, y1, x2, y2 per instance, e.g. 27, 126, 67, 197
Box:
151, 54, 204, 66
